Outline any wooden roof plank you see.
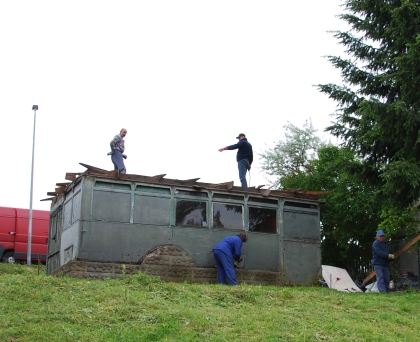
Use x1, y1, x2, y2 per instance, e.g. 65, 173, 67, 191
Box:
57, 164, 324, 201
65, 173, 82, 181
56, 182, 71, 187
40, 197, 56, 202
79, 163, 108, 174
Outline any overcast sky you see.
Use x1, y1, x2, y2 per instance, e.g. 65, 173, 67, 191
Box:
1, 1, 348, 211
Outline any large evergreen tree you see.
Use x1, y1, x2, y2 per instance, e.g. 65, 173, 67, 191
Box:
318, 0, 420, 208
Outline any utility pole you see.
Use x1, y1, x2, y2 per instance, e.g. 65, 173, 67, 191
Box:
27, 105, 38, 266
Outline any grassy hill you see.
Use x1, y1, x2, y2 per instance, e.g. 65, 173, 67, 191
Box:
0, 263, 419, 341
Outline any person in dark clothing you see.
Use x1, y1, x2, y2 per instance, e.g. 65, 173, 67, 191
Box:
218, 133, 253, 187
213, 233, 248, 285
372, 229, 395, 293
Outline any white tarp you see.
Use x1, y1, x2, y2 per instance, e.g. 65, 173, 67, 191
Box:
321, 265, 362, 292
364, 281, 379, 293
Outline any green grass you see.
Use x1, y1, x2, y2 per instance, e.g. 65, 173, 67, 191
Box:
0, 263, 419, 341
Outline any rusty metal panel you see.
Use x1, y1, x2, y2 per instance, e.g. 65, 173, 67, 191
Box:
134, 194, 171, 225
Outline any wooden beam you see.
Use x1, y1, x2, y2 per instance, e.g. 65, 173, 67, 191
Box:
225, 182, 234, 190
79, 163, 108, 174
65, 173, 82, 181
40, 197, 56, 202
149, 174, 167, 181
261, 189, 271, 197
56, 182, 71, 187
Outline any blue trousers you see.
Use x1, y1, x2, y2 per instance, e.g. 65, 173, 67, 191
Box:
213, 249, 238, 285
111, 150, 126, 174
238, 159, 249, 187
374, 265, 390, 293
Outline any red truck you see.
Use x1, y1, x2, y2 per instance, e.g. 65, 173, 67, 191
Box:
0, 206, 49, 263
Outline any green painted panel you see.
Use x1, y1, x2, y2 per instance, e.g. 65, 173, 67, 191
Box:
135, 185, 170, 195
94, 181, 131, 191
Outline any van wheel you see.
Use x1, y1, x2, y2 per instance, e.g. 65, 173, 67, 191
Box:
2, 252, 15, 264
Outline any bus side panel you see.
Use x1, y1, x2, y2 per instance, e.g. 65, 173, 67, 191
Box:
244, 233, 281, 272
79, 221, 173, 263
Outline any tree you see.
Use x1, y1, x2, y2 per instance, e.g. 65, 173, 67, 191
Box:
318, 0, 420, 208
259, 119, 324, 189
281, 146, 384, 277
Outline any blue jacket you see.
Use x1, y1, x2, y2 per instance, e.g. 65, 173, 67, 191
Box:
213, 235, 243, 260
228, 138, 253, 165
372, 239, 390, 267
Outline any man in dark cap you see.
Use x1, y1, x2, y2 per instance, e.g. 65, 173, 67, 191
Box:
218, 133, 253, 187
372, 229, 395, 293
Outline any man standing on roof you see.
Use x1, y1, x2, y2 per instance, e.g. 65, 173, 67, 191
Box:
372, 229, 395, 293
218, 133, 253, 187
109, 128, 127, 174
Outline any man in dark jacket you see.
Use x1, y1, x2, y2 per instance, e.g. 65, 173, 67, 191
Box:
213, 233, 247, 285
372, 229, 395, 293
218, 133, 253, 187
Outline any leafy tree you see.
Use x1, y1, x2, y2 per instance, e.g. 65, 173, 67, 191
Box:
259, 119, 324, 189
318, 0, 420, 208
280, 145, 383, 277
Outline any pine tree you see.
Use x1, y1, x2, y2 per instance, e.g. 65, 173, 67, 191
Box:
318, 0, 420, 207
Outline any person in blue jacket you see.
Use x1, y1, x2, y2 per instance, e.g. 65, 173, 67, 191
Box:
218, 133, 253, 187
372, 229, 395, 293
213, 233, 248, 285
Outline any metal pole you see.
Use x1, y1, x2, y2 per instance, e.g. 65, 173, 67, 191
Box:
27, 105, 38, 266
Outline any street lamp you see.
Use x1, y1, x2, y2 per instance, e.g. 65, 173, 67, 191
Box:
27, 105, 38, 266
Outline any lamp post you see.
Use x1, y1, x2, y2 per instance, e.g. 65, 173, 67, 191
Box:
27, 105, 38, 266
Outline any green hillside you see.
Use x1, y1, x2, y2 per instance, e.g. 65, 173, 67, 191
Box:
1, 263, 419, 341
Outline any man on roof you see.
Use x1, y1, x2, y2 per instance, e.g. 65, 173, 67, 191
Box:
218, 133, 253, 187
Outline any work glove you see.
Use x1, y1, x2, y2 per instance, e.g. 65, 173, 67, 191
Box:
388, 254, 395, 259
234, 258, 243, 268
107, 151, 114, 156
122, 154, 127, 159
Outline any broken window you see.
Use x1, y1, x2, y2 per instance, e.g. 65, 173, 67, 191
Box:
212, 203, 243, 230
176, 200, 207, 227
249, 207, 277, 234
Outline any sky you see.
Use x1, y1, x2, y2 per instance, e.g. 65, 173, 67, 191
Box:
1, 1, 348, 211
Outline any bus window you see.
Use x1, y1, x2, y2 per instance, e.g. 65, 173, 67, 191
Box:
176, 200, 207, 227
249, 207, 277, 234
212, 203, 243, 230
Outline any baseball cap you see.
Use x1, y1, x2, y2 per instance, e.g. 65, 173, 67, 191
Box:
376, 229, 386, 236
236, 133, 245, 139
